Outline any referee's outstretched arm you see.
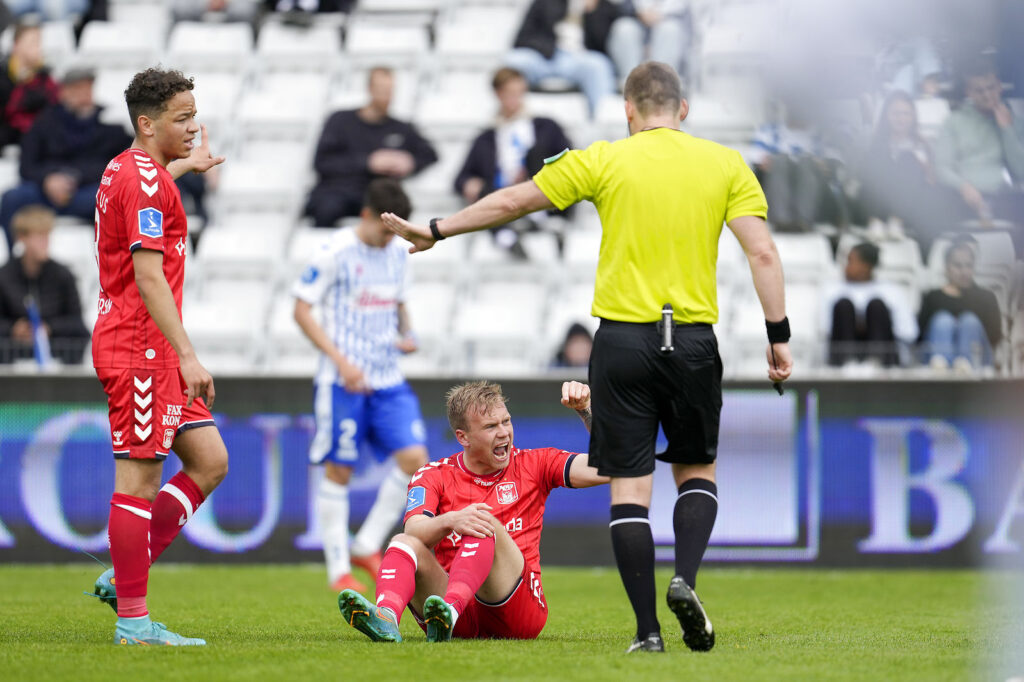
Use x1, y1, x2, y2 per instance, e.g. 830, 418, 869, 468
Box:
380, 181, 553, 253
728, 214, 793, 383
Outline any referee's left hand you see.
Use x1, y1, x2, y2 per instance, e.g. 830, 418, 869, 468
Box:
380, 213, 435, 253
560, 381, 590, 411
767, 342, 794, 383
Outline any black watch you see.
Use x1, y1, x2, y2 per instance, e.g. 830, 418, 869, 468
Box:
429, 217, 445, 241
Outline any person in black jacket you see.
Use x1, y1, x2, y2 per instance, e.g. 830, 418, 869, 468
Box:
503, 0, 616, 118
0, 23, 59, 151
454, 67, 573, 257
304, 66, 437, 227
0, 66, 131, 249
0, 205, 88, 364
919, 238, 1002, 371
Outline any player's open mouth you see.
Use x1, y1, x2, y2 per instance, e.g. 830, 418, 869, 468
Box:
493, 444, 509, 459
184, 139, 194, 149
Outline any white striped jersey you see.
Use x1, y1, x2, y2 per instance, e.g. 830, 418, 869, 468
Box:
292, 228, 409, 389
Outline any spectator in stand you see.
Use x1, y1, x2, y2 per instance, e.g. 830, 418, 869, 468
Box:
823, 242, 918, 367
305, 66, 437, 227
171, 0, 260, 23
856, 90, 947, 250
934, 57, 1024, 247
0, 205, 88, 364
750, 104, 844, 232
0, 66, 131, 249
0, 22, 58, 150
552, 322, 593, 368
919, 238, 1002, 371
875, 36, 944, 99
454, 67, 573, 258
5, 0, 90, 22
605, 1, 691, 86
503, 0, 616, 119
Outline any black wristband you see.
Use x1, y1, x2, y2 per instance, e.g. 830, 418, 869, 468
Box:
766, 317, 791, 344
429, 217, 445, 241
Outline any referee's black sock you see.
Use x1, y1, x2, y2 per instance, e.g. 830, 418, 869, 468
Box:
609, 503, 660, 639
673, 478, 718, 589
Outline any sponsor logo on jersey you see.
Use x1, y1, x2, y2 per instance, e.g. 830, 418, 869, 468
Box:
107, 160, 121, 171
301, 266, 319, 284
97, 297, 112, 315
138, 208, 163, 238
406, 486, 425, 511
162, 429, 175, 449
163, 403, 182, 427
112, 430, 123, 446
175, 237, 186, 256
496, 481, 519, 505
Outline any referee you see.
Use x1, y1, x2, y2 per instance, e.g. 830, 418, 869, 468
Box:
382, 61, 792, 654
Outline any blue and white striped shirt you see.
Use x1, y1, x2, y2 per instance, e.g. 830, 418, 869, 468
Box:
292, 228, 409, 389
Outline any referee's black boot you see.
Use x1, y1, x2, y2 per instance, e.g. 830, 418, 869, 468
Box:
626, 632, 665, 653
667, 575, 715, 652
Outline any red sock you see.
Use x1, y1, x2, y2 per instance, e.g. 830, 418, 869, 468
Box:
149, 472, 205, 563
109, 493, 152, 618
375, 541, 419, 623
443, 535, 496, 616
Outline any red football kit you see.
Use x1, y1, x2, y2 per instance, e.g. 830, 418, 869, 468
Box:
92, 148, 212, 460
403, 447, 579, 638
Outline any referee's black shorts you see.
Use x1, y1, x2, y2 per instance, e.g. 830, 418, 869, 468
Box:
588, 318, 723, 478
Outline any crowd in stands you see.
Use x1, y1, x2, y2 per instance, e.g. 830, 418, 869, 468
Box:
0, 0, 1021, 379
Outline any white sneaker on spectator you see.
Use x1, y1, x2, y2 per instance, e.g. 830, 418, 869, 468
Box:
952, 356, 974, 375
928, 355, 950, 372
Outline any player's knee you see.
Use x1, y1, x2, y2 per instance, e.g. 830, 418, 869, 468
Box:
388, 533, 430, 559
394, 446, 428, 475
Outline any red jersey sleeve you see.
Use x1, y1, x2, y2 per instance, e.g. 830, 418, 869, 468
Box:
523, 447, 579, 495
403, 463, 443, 523
122, 152, 170, 254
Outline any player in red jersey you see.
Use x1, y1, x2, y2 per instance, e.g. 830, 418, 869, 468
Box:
89, 68, 225, 647
338, 380, 607, 642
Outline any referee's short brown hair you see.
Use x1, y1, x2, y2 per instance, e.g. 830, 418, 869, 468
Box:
624, 61, 683, 117
446, 381, 508, 432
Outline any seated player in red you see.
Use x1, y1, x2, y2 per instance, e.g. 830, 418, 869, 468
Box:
338, 379, 607, 642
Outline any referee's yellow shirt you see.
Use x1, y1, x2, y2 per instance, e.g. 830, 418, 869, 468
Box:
533, 128, 767, 324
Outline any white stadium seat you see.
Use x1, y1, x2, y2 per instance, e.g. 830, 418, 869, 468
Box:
344, 22, 429, 67
78, 21, 162, 70
256, 22, 342, 71
166, 21, 255, 73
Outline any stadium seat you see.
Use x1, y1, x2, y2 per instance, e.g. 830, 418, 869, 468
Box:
0, 227, 8, 267
166, 21, 255, 73
195, 221, 289, 280
453, 280, 548, 375
916, 98, 951, 140
265, 292, 318, 376
0, 154, 19, 196
401, 140, 468, 215
772, 232, 835, 283
108, 2, 172, 44
413, 72, 494, 141
343, 21, 430, 68
190, 71, 247, 144
48, 224, 96, 284
284, 226, 336, 284
92, 68, 137, 132
238, 73, 330, 141
255, 22, 342, 72
215, 148, 310, 215
682, 94, 763, 145
524, 93, 589, 133
435, 6, 522, 68
544, 280, 597, 359
78, 21, 162, 70
562, 228, 601, 283
183, 278, 270, 373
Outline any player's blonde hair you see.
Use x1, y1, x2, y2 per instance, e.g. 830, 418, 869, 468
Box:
446, 381, 508, 432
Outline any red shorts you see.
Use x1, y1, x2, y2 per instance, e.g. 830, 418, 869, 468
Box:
97, 367, 214, 460
414, 566, 549, 640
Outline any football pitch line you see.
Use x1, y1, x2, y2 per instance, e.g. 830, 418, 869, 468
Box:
1, 565, 1020, 682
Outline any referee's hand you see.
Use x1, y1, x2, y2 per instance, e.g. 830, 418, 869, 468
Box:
380, 213, 436, 253
766, 342, 793, 383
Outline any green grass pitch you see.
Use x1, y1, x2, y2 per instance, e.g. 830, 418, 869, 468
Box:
1, 565, 1021, 681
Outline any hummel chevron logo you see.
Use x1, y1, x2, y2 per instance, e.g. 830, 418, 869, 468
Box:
134, 377, 152, 392
134, 408, 151, 425
134, 392, 152, 409
135, 424, 152, 440
133, 156, 151, 164
141, 181, 158, 197
138, 168, 157, 181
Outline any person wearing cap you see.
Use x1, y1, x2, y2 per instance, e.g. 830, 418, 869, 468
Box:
0, 65, 132, 249
0, 204, 88, 364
